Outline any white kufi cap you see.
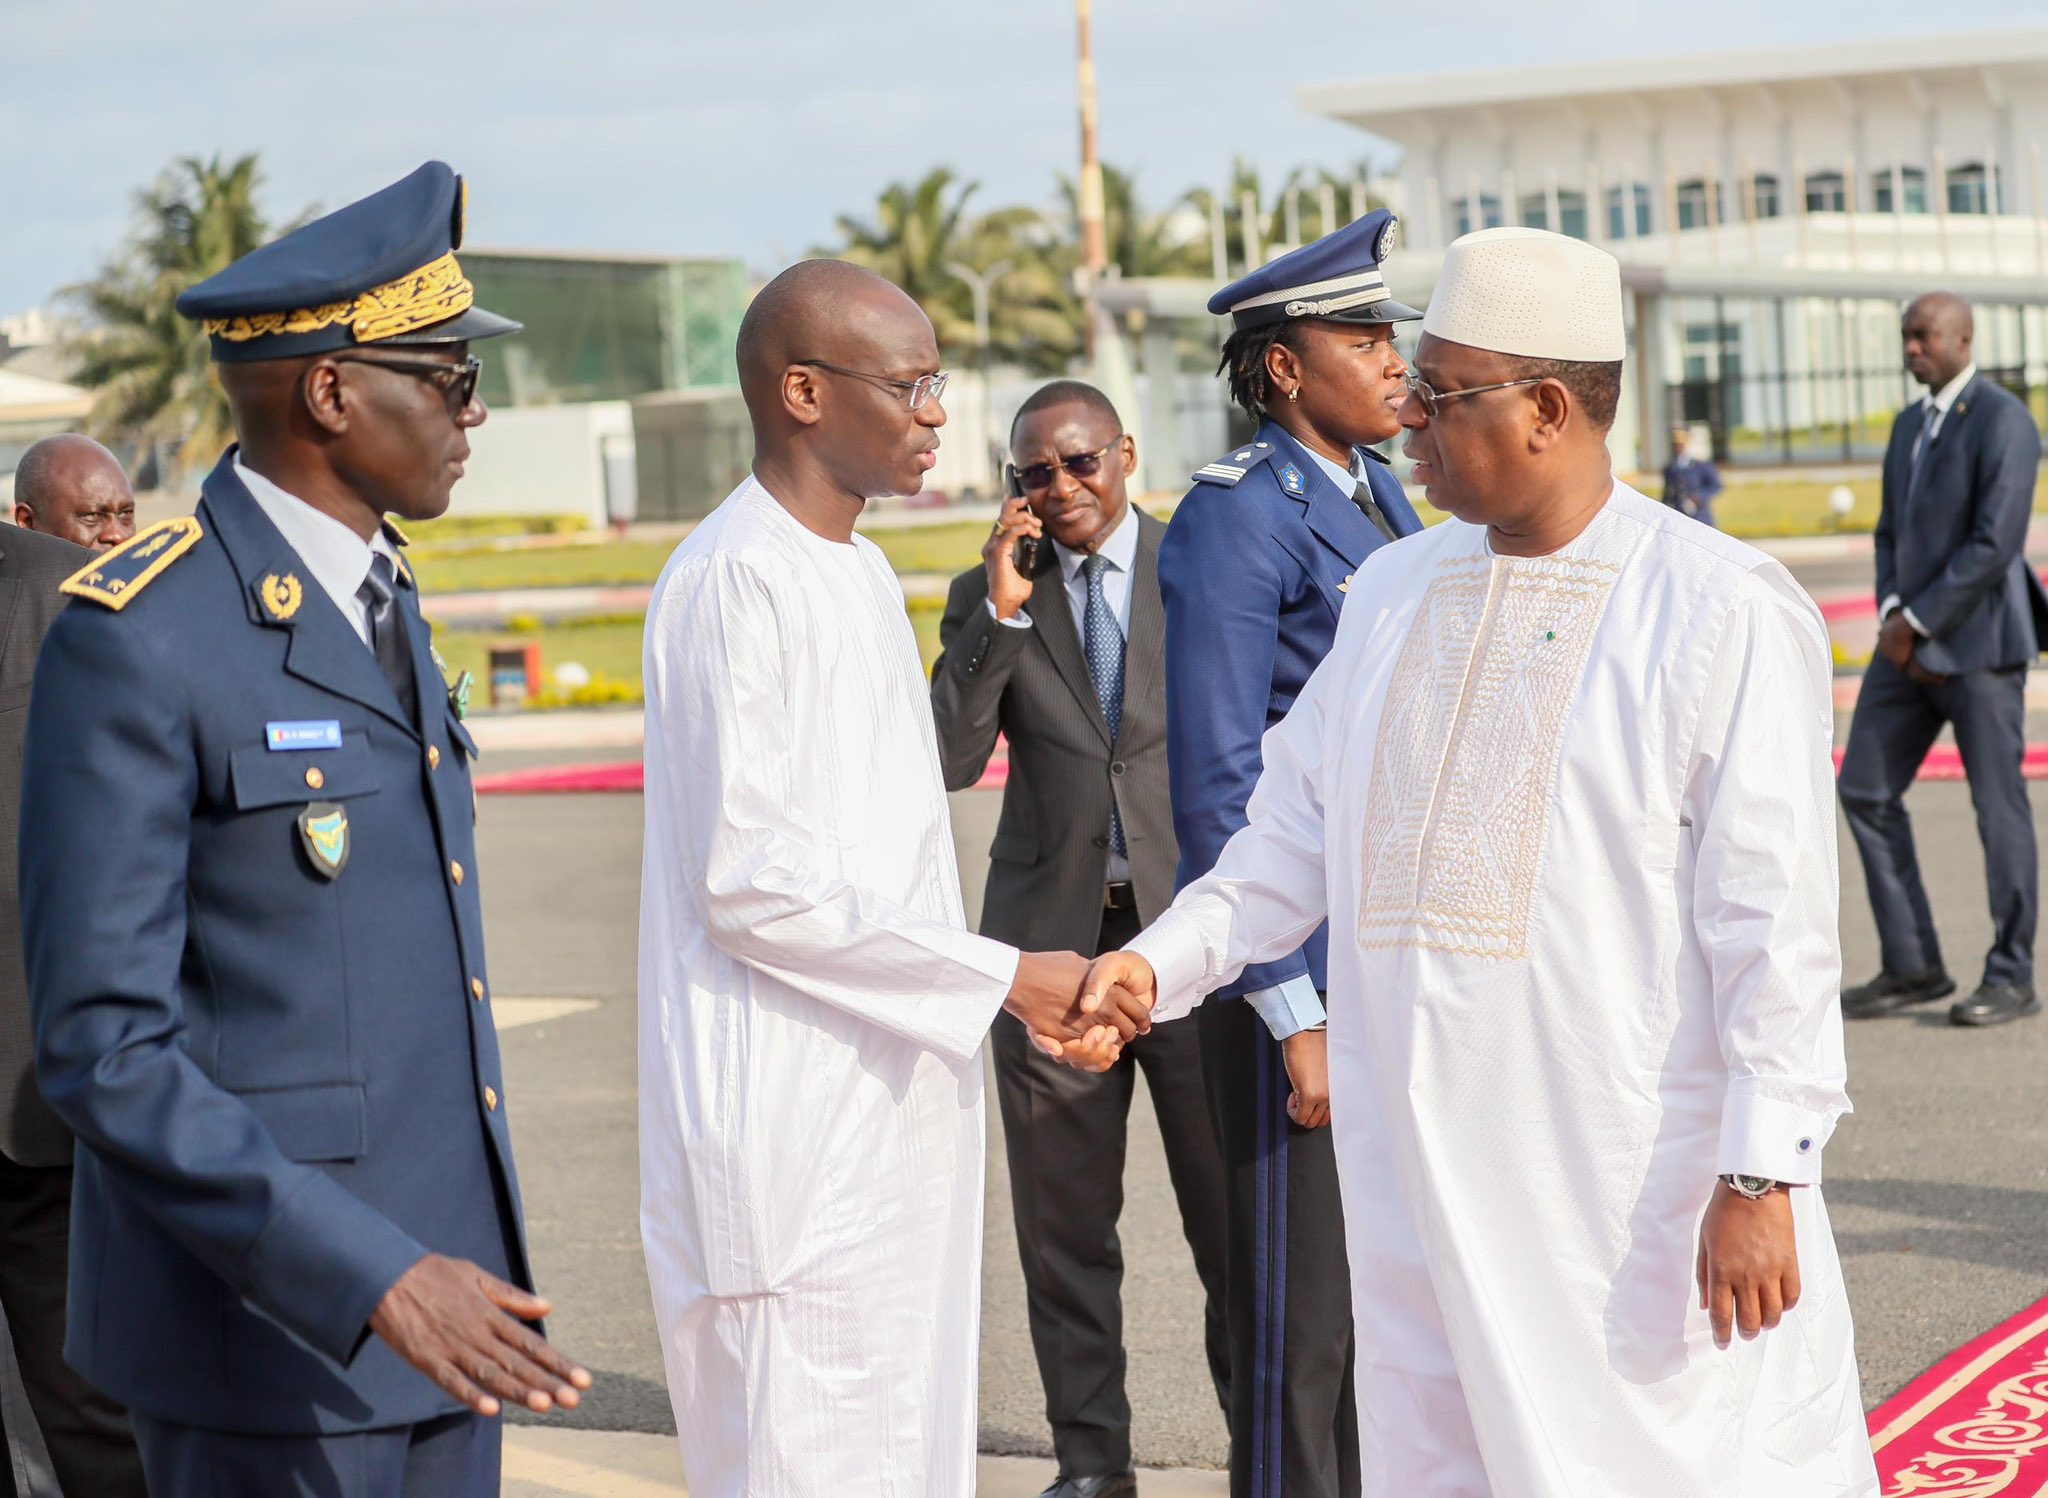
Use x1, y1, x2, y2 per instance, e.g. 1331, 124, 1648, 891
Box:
1421, 227, 1625, 362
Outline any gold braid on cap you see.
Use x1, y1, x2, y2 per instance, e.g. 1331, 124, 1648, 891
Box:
203, 251, 475, 345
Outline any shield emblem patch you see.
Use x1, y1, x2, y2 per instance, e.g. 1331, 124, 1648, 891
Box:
298, 801, 350, 879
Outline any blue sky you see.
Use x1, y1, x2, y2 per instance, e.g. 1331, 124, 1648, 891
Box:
3, 0, 2043, 318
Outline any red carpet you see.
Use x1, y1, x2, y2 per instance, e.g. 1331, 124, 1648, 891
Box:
479, 745, 2045, 795
1868, 1293, 2048, 1494
474, 762, 645, 795
1832, 745, 2048, 781
475, 743, 1014, 795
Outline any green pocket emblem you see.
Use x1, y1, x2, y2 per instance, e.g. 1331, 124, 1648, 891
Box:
297, 801, 350, 878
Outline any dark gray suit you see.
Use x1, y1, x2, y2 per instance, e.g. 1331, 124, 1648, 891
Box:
1840, 373, 2048, 990
0, 524, 145, 1498
931, 510, 1229, 1478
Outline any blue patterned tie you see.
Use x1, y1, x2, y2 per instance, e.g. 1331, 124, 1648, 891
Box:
1082, 554, 1126, 856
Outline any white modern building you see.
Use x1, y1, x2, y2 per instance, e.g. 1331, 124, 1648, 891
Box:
1099, 28, 2048, 483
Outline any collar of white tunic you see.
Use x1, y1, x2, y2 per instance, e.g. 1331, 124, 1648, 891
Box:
234, 456, 398, 648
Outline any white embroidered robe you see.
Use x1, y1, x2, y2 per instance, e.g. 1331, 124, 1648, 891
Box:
638, 478, 1018, 1496
1127, 484, 1879, 1496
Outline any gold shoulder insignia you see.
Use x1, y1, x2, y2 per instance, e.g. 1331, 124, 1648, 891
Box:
381, 517, 411, 547
60, 516, 205, 610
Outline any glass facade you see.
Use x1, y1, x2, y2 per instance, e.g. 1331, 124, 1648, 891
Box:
1606, 183, 1654, 238
461, 253, 746, 408
1658, 293, 2048, 464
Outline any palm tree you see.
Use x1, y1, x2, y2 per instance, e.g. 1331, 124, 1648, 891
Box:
65, 154, 276, 477
825, 170, 1083, 374
828, 168, 982, 351
1056, 165, 1209, 281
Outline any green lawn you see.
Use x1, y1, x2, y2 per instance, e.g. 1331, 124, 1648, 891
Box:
426, 617, 646, 706
413, 541, 679, 595
411, 477, 2044, 598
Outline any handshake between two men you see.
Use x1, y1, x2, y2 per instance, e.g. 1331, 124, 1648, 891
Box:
1000, 949, 1162, 1073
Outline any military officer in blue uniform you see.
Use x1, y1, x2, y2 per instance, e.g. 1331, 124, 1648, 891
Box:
1156, 208, 1423, 1498
19, 161, 589, 1498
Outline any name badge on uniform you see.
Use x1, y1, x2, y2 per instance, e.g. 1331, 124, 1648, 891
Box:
298, 802, 350, 879
267, 720, 342, 751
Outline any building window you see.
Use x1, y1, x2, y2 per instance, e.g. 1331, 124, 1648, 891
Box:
1676, 179, 1724, 230
1947, 162, 2001, 215
1555, 190, 1589, 239
1749, 174, 1782, 219
1457, 194, 1504, 235
1520, 190, 1589, 238
1872, 166, 1928, 214
1804, 171, 1846, 212
1606, 183, 1653, 238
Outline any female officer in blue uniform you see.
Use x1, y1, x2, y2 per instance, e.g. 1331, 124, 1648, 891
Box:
1156, 208, 1422, 1498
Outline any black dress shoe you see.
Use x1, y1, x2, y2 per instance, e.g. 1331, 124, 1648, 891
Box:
1039, 1474, 1137, 1498
1950, 982, 2043, 1027
1841, 967, 1957, 1019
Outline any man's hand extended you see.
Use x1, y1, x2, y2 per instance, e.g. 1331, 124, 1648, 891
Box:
983, 495, 1044, 620
1282, 1028, 1331, 1129
369, 1254, 593, 1418
1695, 1182, 1801, 1350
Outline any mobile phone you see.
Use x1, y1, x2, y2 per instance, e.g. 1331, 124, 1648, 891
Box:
1003, 464, 1040, 573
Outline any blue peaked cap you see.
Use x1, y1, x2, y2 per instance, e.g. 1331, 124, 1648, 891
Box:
1208, 208, 1422, 331
175, 161, 521, 364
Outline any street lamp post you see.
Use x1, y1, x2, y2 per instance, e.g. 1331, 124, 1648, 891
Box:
946, 258, 1014, 496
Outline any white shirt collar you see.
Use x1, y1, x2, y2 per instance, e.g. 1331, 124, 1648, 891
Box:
1054, 500, 1140, 579
234, 456, 397, 612
1925, 362, 1977, 413
1302, 443, 1362, 497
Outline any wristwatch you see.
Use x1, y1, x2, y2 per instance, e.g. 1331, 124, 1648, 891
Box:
1721, 1173, 1779, 1200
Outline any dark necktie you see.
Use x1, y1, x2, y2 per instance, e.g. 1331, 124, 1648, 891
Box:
357, 553, 419, 724
1081, 554, 1127, 856
1907, 399, 1936, 500
1351, 477, 1399, 542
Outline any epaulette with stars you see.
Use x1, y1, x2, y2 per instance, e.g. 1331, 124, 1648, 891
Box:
59, 516, 205, 610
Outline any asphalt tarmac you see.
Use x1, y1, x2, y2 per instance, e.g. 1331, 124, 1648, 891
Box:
482, 768, 2048, 1471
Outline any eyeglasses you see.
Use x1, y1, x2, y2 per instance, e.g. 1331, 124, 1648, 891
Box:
332, 352, 483, 410
797, 360, 948, 411
1402, 371, 1545, 419
1009, 438, 1124, 492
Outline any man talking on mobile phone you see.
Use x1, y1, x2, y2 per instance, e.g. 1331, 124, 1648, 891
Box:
930, 381, 1230, 1498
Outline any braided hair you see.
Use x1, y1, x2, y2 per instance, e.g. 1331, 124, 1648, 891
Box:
1217, 322, 1306, 418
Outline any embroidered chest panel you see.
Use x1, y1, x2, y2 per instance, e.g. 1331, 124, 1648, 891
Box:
1358, 551, 1622, 959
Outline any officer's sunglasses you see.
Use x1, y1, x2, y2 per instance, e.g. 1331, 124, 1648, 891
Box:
1401, 371, 1544, 419
332, 352, 483, 411
1009, 438, 1123, 493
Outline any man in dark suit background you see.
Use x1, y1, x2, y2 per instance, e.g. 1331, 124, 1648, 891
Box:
0, 471, 145, 1498
1661, 425, 1723, 527
931, 381, 1229, 1498
1840, 291, 2048, 1027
